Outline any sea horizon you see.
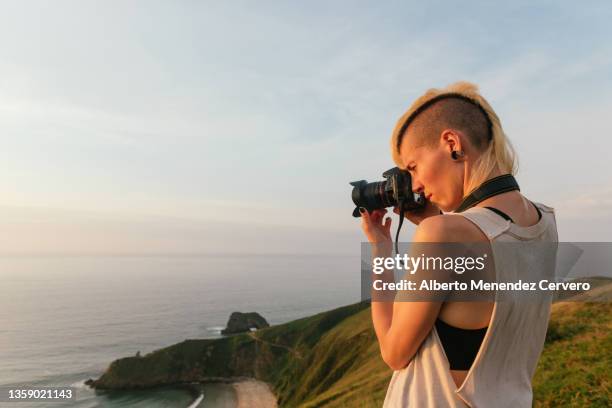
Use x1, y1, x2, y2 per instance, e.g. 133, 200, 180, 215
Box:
0, 254, 360, 407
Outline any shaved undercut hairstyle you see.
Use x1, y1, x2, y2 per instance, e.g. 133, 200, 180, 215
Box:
390, 81, 518, 194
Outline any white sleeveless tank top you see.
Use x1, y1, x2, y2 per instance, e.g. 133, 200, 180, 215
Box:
383, 201, 558, 407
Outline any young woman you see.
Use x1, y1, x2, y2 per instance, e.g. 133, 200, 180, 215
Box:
359, 81, 558, 407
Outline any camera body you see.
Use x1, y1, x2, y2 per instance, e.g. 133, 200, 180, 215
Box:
350, 167, 426, 217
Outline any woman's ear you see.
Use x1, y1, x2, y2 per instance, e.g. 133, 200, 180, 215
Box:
440, 129, 463, 153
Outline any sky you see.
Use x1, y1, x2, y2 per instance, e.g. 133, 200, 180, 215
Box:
0, 0, 611, 255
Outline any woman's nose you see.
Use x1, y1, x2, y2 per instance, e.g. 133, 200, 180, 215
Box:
411, 177, 424, 194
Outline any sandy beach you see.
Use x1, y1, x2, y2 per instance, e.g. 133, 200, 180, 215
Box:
232, 379, 278, 408
193, 379, 277, 407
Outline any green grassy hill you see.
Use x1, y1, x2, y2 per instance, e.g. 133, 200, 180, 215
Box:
532, 283, 612, 407
90, 285, 611, 407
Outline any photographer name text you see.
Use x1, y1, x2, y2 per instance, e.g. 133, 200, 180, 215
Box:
372, 279, 591, 291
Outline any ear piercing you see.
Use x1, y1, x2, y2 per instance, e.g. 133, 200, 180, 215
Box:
451, 150, 465, 160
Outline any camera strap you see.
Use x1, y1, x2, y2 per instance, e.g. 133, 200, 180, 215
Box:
454, 174, 520, 213
395, 205, 406, 256
394, 201, 442, 256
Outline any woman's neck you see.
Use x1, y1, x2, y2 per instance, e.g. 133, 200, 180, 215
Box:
462, 166, 504, 199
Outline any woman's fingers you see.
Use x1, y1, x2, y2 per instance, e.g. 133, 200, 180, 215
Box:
359, 207, 370, 220
360, 208, 393, 243
360, 208, 372, 230
361, 208, 383, 226
384, 216, 392, 233
371, 209, 387, 223
360, 208, 385, 221
361, 209, 391, 231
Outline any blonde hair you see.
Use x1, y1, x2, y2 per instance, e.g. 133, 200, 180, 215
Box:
390, 81, 518, 196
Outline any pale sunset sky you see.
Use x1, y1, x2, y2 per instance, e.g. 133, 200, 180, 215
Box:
0, 1, 611, 255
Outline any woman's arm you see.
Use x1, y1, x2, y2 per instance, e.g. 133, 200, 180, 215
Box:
364, 213, 453, 370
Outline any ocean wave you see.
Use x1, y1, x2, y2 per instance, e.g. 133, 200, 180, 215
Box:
70, 378, 90, 389
205, 326, 225, 334
187, 392, 204, 408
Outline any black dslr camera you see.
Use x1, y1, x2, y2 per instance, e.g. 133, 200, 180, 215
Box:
350, 167, 426, 218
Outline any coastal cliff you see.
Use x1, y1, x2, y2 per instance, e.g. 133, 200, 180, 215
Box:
88, 300, 393, 406
89, 283, 612, 407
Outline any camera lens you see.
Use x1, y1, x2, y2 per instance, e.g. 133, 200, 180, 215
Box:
351, 180, 396, 212
350, 167, 424, 217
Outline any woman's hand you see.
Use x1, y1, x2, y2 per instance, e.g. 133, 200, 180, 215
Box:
393, 199, 442, 226
360, 208, 393, 255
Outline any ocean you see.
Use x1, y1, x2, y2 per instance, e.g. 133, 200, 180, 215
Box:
0, 254, 360, 407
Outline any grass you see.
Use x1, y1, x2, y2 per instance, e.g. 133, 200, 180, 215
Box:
91, 285, 611, 407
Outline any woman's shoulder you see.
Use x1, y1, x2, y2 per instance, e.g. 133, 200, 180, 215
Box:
415, 212, 489, 242
531, 201, 555, 214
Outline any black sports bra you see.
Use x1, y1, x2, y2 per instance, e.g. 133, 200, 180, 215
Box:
435, 202, 543, 370
435, 318, 488, 370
